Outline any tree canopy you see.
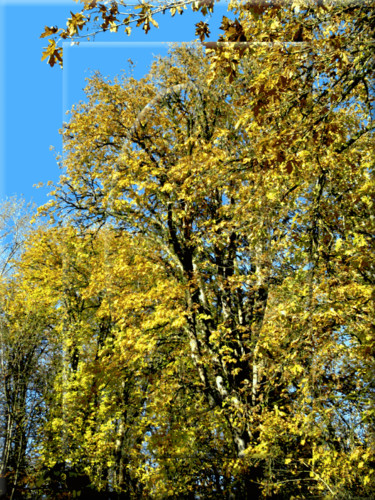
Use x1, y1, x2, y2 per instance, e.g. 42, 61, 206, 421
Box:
0, 1, 374, 498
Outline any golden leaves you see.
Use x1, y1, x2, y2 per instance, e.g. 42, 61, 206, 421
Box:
66, 10, 87, 36
135, 3, 159, 34
40, 25, 58, 38
32, 2, 375, 491
41, 39, 62, 68
195, 21, 210, 42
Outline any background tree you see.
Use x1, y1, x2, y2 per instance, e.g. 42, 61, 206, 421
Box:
0, 198, 55, 500
0, 197, 34, 276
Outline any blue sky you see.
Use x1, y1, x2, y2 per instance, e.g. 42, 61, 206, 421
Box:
1, 0, 233, 207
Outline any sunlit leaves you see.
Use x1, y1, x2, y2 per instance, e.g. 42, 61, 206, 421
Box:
135, 2, 159, 34
33, 1, 375, 495
40, 25, 58, 38
195, 21, 210, 42
41, 39, 63, 68
66, 10, 87, 36
41, 0, 218, 66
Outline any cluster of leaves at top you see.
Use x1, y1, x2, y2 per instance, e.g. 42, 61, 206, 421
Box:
40, 0, 215, 67
1, 0, 374, 498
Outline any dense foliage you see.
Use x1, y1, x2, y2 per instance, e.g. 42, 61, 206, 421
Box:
1, 1, 374, 498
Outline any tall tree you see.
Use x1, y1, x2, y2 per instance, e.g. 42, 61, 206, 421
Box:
38, 1, 375, 496
39, 39, 375, 497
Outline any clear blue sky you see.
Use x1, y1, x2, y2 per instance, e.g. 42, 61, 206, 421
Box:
1, 0, 233, 207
